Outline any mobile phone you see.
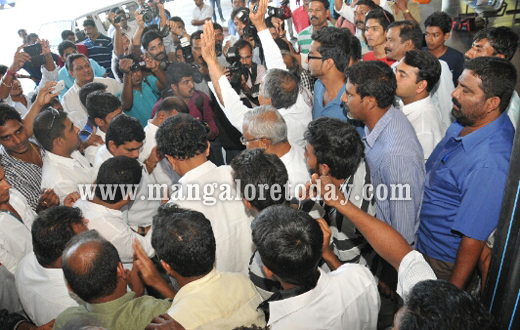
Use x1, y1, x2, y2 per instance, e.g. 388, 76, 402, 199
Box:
52, 80, 65, 94
252, 3, 259, 13
23, 44, 42, 57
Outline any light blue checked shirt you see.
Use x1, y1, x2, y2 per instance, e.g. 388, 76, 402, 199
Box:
363, 106, 426, 244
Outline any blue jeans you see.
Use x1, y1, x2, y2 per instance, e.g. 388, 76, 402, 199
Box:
210, 0, 224, 21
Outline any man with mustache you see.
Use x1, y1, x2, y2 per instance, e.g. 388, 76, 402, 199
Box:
83, 20, 113, 77
117, 56, 167, 127
416, 57, 516, 291
297, 0, 335, 55
464, 26, 519, 129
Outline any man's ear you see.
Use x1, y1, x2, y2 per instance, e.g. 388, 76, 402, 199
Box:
53, 136, 65, 151
263, 265, 274, 279
171, 84, 178, 93
116, 262, 126, 279
484, 95, 501, 113
363, 95, 378, 111
205, 140, 211, 157
157, 111, 166, 122
444, 32, 450, 42
66, 282, 75, 294
107, 140, 116, 154
416, 80, 428, 95
318, 163, 330, 176
165, 154, 177, 170
160, 259, 174, 276
68, 69, 75, 79
243, 199, 253, 210
495, 53, 506, 60
404, 39, 414, 52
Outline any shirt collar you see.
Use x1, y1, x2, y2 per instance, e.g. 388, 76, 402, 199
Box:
402, 96, 432, 116
45, 150, 76, 168
173, 268, 220, 302
268, 269, 328, 325
454, 111, 511, 153
363, 106, 397, 148
85, 291, 136, 313
178, 160, 216, 185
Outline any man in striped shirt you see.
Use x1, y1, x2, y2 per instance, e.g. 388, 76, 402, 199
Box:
297, 0, 335, 54
83, 20, 114, 78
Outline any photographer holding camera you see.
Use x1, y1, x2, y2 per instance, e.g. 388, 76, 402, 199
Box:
225, 39, 265, 106
202, 0, 312, 150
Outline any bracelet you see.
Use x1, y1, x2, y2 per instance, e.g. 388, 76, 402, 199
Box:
6, 70, 16, 77
1, 80, 12, 88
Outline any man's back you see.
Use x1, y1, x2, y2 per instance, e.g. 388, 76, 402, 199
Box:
363, 106, 425, 244
15, 252, 83, 326
268, 264, 380, 329
169, 161, 254, 274
54, 292, 171, 330
168, 269, 265, 329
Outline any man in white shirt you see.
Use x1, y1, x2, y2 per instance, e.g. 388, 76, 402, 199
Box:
253, 205, 380, 329
241, 106, 309, 196
202, 10, 312, 151
73, 157, 155, 265
192, 0, 213, 31
62, 54, 122, 129
33, 109, 95, 204
151, 204, 265, 329
385, 21, 455, 129
140, 97, 187, 188
83, 91, 122, 164
395, 50, 445, 161
15, 206, 89, 326
0, 165, 36, 274
156, 114, 255, 274
93, 114, 161, 230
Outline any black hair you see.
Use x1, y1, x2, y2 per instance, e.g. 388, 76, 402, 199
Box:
311, 27, 353, 73
95, 156, 142, 203
156, 113, 207, 159
276, 39, 291, 52
166, 63, 193, 86
350, 34, 362, 63
142, 30, 162, 50
17, 28, 26, 35
388, 20, 423, 51
79, 82, 107, 108
355, 0, 378, 9
311, 0, 330, 10
252, 205, 323, 287
85, 91, 121, 122
157, 96, 190, 114
213, 22, 223, 31
61, 29, 75, 40
105, 114, 145, 147
27, 33, 39, 40
346, 61, 397, 109
0, 104, 22, 126
464, 57, 517, 112
83, 19, 96, 28
58, 40, 77, 58
474, 27, 519, 61
231, 7, 249, 22
400, 280, 499, 330
231, 149, 289, 211
32, 206, 85, 267
62, 230, 121, 303
33, 109, 68, 152
190, 30, 203, 47
424, 11, 452, 35
152, 204, 216, 277
305, 116, 365, 180
234, 39, 253, 53
402, 50, 441, 93
365, 8, 394, 31
0, 65, 8, 76
66, 53, 88, 72
169, 16, 185, 27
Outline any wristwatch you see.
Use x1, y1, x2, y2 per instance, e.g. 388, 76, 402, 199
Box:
404, 9, 410, 14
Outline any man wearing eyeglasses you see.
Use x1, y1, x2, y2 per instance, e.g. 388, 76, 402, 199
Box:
33, 109, 95, 205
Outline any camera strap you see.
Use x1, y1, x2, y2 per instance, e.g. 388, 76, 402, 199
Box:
250, 63, 258, 85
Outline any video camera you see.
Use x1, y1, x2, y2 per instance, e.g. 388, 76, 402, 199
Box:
226, 47, 259, 98
267, 6, 285, 18
114, 12, 130, 24
179, 37, 204, 84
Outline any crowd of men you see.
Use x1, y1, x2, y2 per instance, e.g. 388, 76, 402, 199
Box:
0, 0, 518, 328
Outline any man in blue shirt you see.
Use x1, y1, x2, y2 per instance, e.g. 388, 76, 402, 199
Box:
416, 57, 516, 290
341, 61, 425, 246
57, 41, 106, 99
117, 56, 167, 127
83, 20, 113, 77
